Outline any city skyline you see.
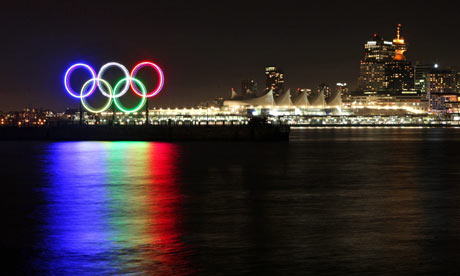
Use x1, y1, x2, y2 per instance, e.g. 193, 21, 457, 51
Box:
1, 0, 460, 111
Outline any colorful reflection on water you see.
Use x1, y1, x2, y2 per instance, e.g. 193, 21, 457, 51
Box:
41, 142, 191, 275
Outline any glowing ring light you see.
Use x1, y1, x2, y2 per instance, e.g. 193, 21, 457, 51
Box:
80, 78, 113, 113
113, 77, 147, 113
64, 63, 97, 98
130, 61, 164, 98
63, 61, 165, 114
97, 62, 130, 98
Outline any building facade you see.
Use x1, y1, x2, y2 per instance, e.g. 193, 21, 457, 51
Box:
385, 61, 414, 92
265, 66, 284, 97
357, 34, 395, 93
427, 69, 458, 94
415, 63, 436, 98
357, 25, 415, 95
426, 68, 460, 112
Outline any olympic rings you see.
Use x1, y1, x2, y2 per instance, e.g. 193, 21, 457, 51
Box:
63, 61, 165, 114
97, 62, 130, 98
64, 63, 97, 98
130, 61, 165, 98
113, 77, 147, 113
81, 78, 113, 113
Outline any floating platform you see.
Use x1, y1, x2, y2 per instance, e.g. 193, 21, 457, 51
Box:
0, 125, 290, 141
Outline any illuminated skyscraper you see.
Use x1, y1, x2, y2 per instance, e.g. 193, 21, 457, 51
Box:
358, 25, 415, 95
415, 63, 436, 98
265, 66, 284, 97
384, 24, 415, 93
358, 34, 395, 93
385, 62, 415, 92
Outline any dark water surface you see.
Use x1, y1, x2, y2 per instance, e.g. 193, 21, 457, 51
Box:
2, 128, 460, 275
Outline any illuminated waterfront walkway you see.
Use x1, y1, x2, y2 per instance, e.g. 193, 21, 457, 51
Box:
70, 105, 460, 127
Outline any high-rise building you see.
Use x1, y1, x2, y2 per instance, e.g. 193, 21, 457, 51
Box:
384, 24, 415, 93
385, 61, 414, 92
415, 63, 436, 98
265, 66, 284, 97
241, 79, 257, 98
358, 24, 415, 95
358, 34, 395, 93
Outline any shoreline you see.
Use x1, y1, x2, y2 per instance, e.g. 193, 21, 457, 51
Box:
290, 124, 460, 128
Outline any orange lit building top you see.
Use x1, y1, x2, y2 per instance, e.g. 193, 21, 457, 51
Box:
393, 24, 407, 61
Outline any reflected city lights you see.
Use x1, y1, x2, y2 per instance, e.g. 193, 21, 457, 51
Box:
41, 141, 191, 274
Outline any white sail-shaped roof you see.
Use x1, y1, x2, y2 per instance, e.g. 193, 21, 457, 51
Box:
292, 90, 310, 107
246, 90, 275, 106
326, 90, 342, 106
224, 90, 275, 107
231, 88, 240, 100
308, 91, 327, 107
275, 88, 293, 106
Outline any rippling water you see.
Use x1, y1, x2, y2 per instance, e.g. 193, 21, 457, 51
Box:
2, 128, 460, 275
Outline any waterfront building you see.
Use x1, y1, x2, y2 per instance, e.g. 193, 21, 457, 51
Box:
275, 88, 294, 106
292, 89, 310, 107
224, 89, 276, 107
426, 68, 460, 112
308, 90, 327, 106
326, 89, 342, 106
265, 66, 284, 97
430, 93, 460, 113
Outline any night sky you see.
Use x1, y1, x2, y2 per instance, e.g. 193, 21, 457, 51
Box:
1, 0, 460, 111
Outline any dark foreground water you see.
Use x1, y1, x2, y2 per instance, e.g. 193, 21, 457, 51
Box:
2, 128, 460, 275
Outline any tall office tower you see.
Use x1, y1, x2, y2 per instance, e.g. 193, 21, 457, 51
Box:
358, 24, 415, 95
357, 34, 395, 93
265, 66, 284, 97
241, 79, 258, 98
384, 24, 415, 93
415, 63, 436, 98
385, 61, 415, 92
317, 83, 331, 98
